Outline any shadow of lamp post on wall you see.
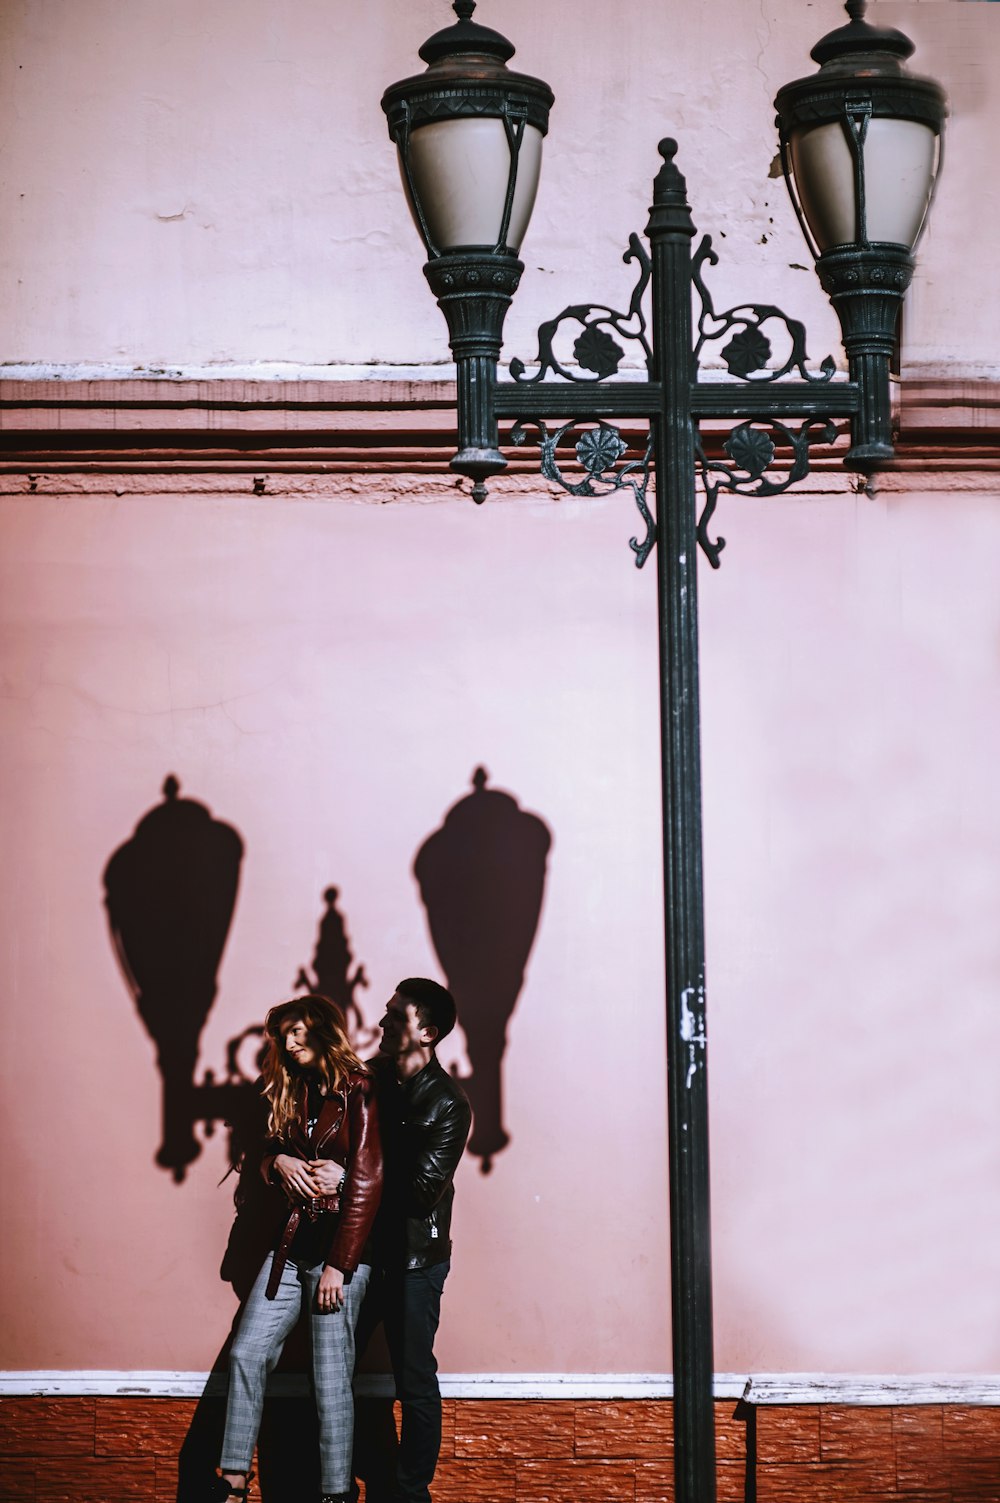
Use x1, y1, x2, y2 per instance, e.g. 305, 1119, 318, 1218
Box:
414, 767, 551, 1173
381, 3, 946, 1500
104, 776, 258, 1182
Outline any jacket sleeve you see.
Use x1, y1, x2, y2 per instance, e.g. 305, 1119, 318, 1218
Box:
241, 1082, 281, 1188
259, 1141, 281, 1186
404, 1091, 472, 1219
325, 1073, 383, 1274
259, 1133, 290, 1189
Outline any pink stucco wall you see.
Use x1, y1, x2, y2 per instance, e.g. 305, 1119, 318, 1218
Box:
1, 477, 998, 1374
0, 0, 996, 376
1, 0, 998, 1379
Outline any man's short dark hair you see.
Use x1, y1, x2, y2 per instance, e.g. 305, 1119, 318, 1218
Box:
396, 977, 457, 1043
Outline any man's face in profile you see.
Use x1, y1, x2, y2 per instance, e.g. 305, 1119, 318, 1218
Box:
379, 991, 430, 1061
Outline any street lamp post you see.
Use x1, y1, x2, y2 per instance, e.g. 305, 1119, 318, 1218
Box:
382, 4, 945, 1501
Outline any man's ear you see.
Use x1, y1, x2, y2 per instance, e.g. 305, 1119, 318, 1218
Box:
421, 1023, 439, 1046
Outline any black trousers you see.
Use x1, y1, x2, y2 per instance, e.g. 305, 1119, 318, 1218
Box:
356, 1260, 450, 1503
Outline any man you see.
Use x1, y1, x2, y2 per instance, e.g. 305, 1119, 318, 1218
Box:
359, 977, 472, 1503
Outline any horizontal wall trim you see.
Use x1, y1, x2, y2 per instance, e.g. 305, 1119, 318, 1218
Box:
2, 1371, 999, 1405
0, 376, 997, 479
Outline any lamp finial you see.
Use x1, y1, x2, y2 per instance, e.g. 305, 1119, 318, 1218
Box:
453, 0, 475, 19
846, 0, 866, 20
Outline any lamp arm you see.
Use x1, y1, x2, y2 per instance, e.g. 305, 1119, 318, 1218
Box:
814, 242, 913, 467
483, 187, 860, 554
424, 251, 524, 500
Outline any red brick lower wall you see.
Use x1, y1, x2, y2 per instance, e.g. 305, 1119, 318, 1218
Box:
2, 1396, 1000, 1503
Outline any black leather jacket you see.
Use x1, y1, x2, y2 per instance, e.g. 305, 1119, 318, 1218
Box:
371, 1054, 472, 1271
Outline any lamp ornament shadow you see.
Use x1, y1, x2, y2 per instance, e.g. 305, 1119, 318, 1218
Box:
294, 885, 375, 1050
382, 4, 945, 1501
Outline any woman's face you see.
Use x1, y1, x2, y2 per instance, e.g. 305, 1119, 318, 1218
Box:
281, 1017, 319, 1071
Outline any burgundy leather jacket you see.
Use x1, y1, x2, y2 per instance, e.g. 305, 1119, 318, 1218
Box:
260, 1069, 382, 1297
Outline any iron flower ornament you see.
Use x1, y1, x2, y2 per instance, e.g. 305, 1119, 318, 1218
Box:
721, 326, 772, 378
574, 326, 625, 378
576, 426, 628, 477
723, 424, 777, 478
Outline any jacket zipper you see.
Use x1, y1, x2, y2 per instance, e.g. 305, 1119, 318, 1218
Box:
313, 1088, 346, 1154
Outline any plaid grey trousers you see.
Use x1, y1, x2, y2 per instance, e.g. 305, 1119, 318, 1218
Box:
220, 1251, 371, 1491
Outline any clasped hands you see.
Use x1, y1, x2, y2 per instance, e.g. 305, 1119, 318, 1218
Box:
273, 1152, 345, 1200
272, 1153, 347, 1313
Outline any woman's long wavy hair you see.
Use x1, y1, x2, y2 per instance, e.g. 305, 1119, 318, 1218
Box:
262, 994, 366, 1141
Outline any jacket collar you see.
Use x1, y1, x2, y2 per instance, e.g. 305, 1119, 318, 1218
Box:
293, 1081, 347, 1150
400, 1053, 443, 1096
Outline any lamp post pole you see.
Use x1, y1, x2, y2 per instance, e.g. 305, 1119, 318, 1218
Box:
381, 6, 945, 1501
646, 146, 716, 1503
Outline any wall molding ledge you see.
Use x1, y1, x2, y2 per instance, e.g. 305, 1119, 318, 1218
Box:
1, 376, 997, 485
2, 1371, 999, 1405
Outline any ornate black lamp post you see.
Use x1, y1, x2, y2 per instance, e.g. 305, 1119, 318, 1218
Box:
382, 4, 945, 1501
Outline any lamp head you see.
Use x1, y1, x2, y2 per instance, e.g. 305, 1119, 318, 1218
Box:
381, 4, 554, 494
775, 0, 946, 258
381, 0, 554, 260
775, 0, 947, 469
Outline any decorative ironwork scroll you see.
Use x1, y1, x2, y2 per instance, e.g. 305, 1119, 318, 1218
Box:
504, 228, 848, 568
511, 417, 657, 567
509, 234, 653, 384
695, 417, 839, 568
692, 234, 836, 384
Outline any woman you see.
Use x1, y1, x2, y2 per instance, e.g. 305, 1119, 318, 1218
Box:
216, 995, 383, 1503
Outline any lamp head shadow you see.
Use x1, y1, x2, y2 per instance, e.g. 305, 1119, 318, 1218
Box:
103, 775, 244, 1180
414, 766, 551, 1171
